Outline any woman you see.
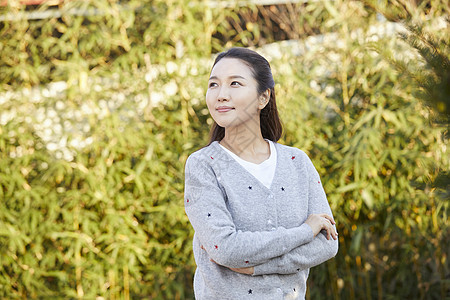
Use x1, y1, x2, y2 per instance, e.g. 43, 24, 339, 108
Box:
184, 47, 338, 299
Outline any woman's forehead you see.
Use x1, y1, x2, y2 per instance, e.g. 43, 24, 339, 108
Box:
210, 58, 254, 79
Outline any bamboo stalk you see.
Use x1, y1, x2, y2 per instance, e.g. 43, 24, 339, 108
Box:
109, 269, 115, 300
123, 265, 129, 300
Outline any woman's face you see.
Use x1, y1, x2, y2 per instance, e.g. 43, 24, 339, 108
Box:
206, 58, 266, 129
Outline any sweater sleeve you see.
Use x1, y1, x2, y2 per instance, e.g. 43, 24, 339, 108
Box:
253, 151, 338, 276
184, 153, 314, 269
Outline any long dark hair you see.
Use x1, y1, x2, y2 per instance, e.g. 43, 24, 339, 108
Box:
207, 47, 283, 144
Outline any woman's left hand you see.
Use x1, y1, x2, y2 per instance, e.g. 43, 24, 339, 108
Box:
207, 254, 254, 275
228, 266, 254, 275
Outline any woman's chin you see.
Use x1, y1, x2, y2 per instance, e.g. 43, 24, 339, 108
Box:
212, 119, 230, 128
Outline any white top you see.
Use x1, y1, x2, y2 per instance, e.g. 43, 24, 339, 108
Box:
218, 139, 277, 189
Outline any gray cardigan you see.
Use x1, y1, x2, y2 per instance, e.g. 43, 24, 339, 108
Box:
184, 141, 338, 300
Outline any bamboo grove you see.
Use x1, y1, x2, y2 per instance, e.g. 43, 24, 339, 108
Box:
0, 0, 448, 299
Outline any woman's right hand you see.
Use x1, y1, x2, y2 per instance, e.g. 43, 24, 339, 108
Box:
305, 214, 338, 240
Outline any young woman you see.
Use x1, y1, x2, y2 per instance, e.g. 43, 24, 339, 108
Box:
184, 47, 338, 299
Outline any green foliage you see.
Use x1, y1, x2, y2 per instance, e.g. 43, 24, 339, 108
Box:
256, 5, 448, 300
0, 0, 448, 299
0, 55, 212, 298
364, 0, 450, 119
267, 14, 448, 298
0, 0, 223, 87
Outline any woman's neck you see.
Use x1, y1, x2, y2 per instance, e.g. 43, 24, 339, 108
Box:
220, 127, 270, 164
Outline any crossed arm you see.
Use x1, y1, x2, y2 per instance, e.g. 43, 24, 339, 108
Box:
184, 152, 338, 275
214, 213, 337, 276
247, 153, 339, 276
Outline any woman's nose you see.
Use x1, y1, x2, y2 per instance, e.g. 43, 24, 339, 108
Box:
217, 86, 230, 101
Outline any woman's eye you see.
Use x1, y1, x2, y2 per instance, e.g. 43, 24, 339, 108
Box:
231, 81, 241, 86
209, 82, 218, 88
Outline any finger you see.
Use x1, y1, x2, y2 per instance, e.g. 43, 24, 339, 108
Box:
331, 229, 337, 240
323, 214, 335, 225
330, 227, 338, 240
324, 218, 333, 226
230, 267, 253, 275
323, 223, 336, 240
321, 214, 335, 225
325, 226, 331, 240
321, 218, 333, 230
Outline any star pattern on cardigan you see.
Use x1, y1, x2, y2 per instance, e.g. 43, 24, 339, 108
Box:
184, 142, 338, 298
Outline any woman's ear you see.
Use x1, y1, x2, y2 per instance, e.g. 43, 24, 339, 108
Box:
258, 89, 270, 109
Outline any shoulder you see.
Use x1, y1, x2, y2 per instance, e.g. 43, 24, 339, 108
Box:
185, 141, 222, 169
274, 143, 319, 176
274, 142, 310, 161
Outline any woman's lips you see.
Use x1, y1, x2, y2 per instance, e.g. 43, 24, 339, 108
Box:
216, 107, 234, 113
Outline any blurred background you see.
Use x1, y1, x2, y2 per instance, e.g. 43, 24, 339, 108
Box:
0, 0, 448, 299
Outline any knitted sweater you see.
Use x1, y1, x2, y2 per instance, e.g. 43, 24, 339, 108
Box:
184, 141, 338, 300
